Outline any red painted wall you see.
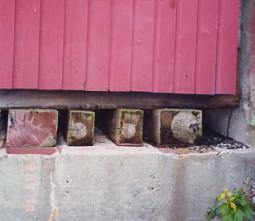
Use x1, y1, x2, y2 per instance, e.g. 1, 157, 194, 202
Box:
0, 0, 239, 94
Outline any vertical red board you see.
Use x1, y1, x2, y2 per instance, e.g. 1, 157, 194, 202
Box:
109, 0, 134, 92
0, 0, 239, 95
153, 0, 177, 93
86, 0, 112, 91
0, 0, 15, 88
216, 0, 239, 94
174, 0, 198, 94
63, 0, 89, 90
131, 0, 155, 92
195, 0, 219, 94
39, 0, 65, 90
13, 0, 40, 89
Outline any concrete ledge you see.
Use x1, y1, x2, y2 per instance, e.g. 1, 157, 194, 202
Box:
0, 135, 254, 221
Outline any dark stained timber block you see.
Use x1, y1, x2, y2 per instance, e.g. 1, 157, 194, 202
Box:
66, 110, 95, 146
107, 109, 144, 146
6, 109, 58, 147
147, 109, 202, 146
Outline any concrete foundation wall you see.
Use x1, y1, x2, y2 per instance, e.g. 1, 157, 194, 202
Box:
0, 147, 255, 221
205, 0, 255, 148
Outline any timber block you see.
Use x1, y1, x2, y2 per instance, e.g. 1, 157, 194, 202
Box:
6, 109, 58, 147
66, 110, 95, 146
146, 109, 202, 146
102, 109, 144, 146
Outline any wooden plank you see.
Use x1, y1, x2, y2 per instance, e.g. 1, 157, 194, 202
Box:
0, 91, 239, 109
0, 0, 15, 88
63, 0, 89, 90
216, 0, 239, 94
39, 0, 65, 89
153, 0, 177, 93
174, 0, 198, 94
131, 0, 155, 92
13, 0, 41, 89
195, 0, 219, 94
109, 0, 134, 92
85, 0, 112, 91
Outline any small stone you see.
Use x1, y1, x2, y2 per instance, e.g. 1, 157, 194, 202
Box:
66, 110, 95, 146
6, 109, 58, 147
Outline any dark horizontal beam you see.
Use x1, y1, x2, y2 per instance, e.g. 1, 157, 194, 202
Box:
0, 90, 239, 109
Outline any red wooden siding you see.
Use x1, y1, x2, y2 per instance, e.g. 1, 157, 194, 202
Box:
39, 0, 65, 89
63, 0, 89, 90
195, 0, 219, 94
109, 0, 134, 91
0, 0, 15, 88
13, 0, 41, 89
0, 0, 239, 95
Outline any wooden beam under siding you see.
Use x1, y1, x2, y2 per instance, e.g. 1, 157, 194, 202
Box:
0, 90, 239, 110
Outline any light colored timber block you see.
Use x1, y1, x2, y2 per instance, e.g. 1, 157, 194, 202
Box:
147, 109, 202, 146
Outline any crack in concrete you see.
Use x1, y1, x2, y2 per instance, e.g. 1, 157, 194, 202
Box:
47, 157, 59, 221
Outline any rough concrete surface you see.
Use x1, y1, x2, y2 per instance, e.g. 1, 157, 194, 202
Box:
205, 0, 255, 148
0, 134, 255, 221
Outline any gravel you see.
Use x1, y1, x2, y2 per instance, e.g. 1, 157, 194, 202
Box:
163, 130, 250, 152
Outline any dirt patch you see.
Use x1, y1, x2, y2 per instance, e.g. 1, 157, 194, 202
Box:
156, 130, 250, 153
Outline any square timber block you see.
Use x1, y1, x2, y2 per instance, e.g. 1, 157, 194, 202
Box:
66, 110, 95, 146
106, 109, 144, 146
147, 109, 202, 146
6, 109, 58, 147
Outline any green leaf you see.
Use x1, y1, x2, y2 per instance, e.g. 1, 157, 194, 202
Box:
222, 214, 234, 221
207, 188, 255, 221
242, 207, 255, 220
219, 204, 231, 216
234, 210, 244, 221
207, 204, 219, 219
207, 209, 215, 219
230, 202, 237, 212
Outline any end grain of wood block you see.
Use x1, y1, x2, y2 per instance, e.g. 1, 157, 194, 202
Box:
107, 109, 144, 146
66, 110, 95, 146
6, 109, 58, 147
146, 109, 202, 146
